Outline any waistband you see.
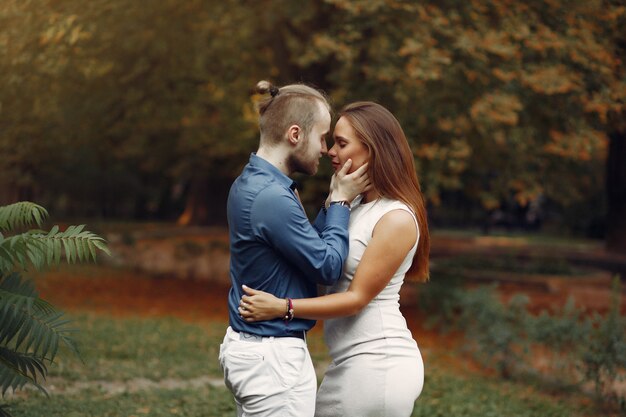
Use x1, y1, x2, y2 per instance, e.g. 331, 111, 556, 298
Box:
227, 327, 307, 344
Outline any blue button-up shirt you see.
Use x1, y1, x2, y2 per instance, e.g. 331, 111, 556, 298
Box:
227, 153, 350, 337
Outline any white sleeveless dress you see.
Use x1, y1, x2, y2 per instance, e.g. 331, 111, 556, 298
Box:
315, 197, 424, 417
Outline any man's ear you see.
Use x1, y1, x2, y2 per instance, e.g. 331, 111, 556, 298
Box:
286, 125, 301, 145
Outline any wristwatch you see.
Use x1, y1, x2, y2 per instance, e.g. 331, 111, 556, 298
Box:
329, 200, 351, 211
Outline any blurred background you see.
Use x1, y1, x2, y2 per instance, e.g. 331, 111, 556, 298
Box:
1, 0, 625, 416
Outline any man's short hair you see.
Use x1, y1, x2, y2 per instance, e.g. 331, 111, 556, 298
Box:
255, 81, 330, 146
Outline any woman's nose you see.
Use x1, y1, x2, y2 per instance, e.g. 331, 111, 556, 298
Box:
328, 144, 337, 157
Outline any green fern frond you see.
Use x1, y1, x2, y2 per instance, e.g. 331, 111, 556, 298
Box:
0, 302, 76, 364
0, 346, 47, 397
0, 403, 12, 417
0, 202, 103, 403
0, 309, 19, 348
0, 273, 55, 316
0, 203, 48, 233
0, 227, 110, 273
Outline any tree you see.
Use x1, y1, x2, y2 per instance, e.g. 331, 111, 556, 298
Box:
1, 0, 623, 242
0, 202, 110, 417
293, 0, 623, 238
602, 0, 626, 254
0, 0, 266, 222
607, 124, 626, 254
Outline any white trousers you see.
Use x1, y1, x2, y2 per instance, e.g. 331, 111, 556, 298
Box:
219, 327, 316, 417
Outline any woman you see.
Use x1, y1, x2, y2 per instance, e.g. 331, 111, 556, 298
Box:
239, 101, 430, 417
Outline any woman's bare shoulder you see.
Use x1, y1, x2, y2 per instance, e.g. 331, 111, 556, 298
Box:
372, 208, 417, 246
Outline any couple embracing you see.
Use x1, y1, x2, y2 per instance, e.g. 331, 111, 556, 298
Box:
218, 80, 430, 417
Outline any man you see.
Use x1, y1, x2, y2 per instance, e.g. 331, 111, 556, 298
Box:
219, 81, 369, 416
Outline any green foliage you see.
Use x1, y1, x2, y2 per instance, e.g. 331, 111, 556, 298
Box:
434, 254, 584, 277
421, 275, 626, 410
417, 273, 463, 330
0, 0, 265, 219
306, 0, 623, 212
1, 0, 624, 232
0, 225, 110, 274
529, 298, 590, 384
0, 203, 110, 274
456, 286, 531, 378
0, 202, 109, 416
0, 204, 47, 233
580, 278, 626, 407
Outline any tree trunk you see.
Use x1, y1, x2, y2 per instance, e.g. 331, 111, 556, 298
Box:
605, 0, 626, 262
0, 185, 21, 205
177, 176, 231, 226
606, 124, 626, 255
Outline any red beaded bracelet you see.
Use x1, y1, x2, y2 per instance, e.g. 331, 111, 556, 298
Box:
283, 298, 294, 322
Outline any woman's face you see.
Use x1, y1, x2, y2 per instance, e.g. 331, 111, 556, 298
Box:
328, 116, 369, 174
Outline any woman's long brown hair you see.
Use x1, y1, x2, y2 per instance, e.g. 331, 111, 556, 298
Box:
340, 102, 430, 282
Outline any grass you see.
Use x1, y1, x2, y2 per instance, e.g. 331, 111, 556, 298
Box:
8, 368, 589, 417
4, 314, 598, 417
414, 364, 592, 417
6, 386, 236, 417
46, 315, 227, 385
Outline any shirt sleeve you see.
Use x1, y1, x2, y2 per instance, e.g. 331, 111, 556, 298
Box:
312, 207, 326, 235
251, 185, 350, 286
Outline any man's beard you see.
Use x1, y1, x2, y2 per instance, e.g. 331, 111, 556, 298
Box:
287, 139, 317, 176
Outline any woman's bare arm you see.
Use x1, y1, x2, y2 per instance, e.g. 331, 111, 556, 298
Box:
239, 209, 417, 321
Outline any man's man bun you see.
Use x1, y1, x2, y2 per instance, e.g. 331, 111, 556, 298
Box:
256, 80, 279, 97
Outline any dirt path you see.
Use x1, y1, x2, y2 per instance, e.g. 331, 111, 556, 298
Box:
36, 268, 231, 322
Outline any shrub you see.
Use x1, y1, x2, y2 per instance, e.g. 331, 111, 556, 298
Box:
529, 297, 591, 385
424, 276, 626, 411
579, 278, 626, 410
435, 255, 582, 276
456, 285, 531, 379
418, 272, 463, 331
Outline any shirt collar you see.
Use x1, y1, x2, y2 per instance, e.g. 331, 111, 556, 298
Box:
249, 153, 297, 190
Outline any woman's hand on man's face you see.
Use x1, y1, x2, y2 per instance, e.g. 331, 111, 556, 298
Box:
331, 159, 371, 203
